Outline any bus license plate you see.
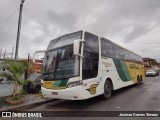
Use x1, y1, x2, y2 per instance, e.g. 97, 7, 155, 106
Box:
52, 92, 58, 95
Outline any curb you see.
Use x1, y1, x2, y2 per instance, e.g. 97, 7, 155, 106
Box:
0, 99, 55, 111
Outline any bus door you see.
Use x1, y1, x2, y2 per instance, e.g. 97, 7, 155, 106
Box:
82, 51, 99, 96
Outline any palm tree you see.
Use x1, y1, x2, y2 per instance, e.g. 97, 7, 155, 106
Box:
0, 60, 28, 100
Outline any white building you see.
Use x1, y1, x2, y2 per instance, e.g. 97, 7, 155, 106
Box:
0, 59, 9, 83
0, 59, 13, 97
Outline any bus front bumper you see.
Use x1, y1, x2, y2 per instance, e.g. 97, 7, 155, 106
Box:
41, 86, 86, 100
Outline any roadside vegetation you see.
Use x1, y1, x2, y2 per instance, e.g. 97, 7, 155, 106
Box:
0, 60, 28, 100
0, 60, 42, 104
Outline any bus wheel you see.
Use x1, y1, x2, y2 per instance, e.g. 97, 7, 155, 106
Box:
101, 80, 112, 99
137, 76, 141, 85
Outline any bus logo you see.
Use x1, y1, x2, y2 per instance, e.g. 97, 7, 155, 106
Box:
102, 61, 112, 67
129, 64, 139, 69
44, 81, 53, 89
86, 84, 99, 95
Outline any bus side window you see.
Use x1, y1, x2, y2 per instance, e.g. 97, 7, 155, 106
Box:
112, 44, 121, 59
101, 38, 113, 58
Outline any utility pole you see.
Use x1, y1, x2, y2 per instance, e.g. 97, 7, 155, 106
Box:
0, 49, 2, 59
28, 53, 30, 62
12, 46, 14, 59
25, 53, 30, 79
15, 0, 25, 60
4, 50, 6, 59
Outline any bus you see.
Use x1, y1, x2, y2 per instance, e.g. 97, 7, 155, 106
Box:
41, 30, 145, 100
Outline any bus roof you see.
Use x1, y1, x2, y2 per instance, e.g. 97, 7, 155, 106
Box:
83, 30, 141, 58
47, 30, 141, 58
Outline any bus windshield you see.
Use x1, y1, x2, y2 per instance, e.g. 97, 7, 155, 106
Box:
47, 31, 82, 51
42, 31, 82, 80
42, 45, 80, 80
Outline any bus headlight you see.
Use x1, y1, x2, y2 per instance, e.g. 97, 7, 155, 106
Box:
41, 79, 44, 87
67, 81, 83, 88
41, 83, 44, 87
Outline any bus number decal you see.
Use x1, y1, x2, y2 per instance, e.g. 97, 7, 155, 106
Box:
129, 64, 139, 69
102, 61, 112, 67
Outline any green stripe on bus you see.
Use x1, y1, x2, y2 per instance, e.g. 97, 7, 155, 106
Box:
53, 80, 61, 87
113, 59, 131, 82
120, 61, 132, 81
59, 79, 68, 87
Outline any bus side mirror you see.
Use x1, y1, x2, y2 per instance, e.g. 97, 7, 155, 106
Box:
73, 40, 80, 55
73, 39, 85, 56
61, 49, 65, 59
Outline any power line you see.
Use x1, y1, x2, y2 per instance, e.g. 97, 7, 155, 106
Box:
0, 15, 17, 29
0, 7, 19, 29
0, 7, 19, 25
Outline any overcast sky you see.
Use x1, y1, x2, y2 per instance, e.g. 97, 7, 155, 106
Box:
0, 0, 160, 61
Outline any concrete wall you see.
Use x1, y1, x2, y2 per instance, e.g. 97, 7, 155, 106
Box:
0, 83, 13, 97
0, 60, 9, 82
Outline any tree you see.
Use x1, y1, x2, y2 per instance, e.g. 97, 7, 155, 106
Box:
28, 61, 36, 74
0, 60, 28, 100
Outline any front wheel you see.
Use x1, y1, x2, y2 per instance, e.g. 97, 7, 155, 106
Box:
101, 80, 112, 99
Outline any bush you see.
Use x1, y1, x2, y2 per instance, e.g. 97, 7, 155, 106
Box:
34, 84, 41, 93
23, 79, 35, 93
22, 79, 41, 94
0, 60, 28, 100
20, 89, 26, 95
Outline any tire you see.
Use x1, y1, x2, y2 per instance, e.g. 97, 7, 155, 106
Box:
101, 80, 112, 99
137, 76, 141, 85
152, 74, 155, 77
34, 84, 41, 93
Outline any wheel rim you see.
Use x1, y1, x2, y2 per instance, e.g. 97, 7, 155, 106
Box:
138, 77, 141, 85
105, 83, 111, 95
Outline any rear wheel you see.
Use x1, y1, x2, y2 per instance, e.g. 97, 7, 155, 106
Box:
101, 80, 112, 99
137, 76, 142, 85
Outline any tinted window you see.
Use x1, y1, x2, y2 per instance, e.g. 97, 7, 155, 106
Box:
112, 44, 122, 59
42, 45, 80, 80
127, 51, 131, 61
101, 38, 113, 58
83, 32, 99, 80
84, 32, 99, 53
47, 31, 82, 50
82, 52, 99, 80
123, 51, 129, 60
130, 53, 134, 61
119, 48, 124, 60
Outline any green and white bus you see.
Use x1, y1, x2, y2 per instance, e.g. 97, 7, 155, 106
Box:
41, 30, 145, 100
